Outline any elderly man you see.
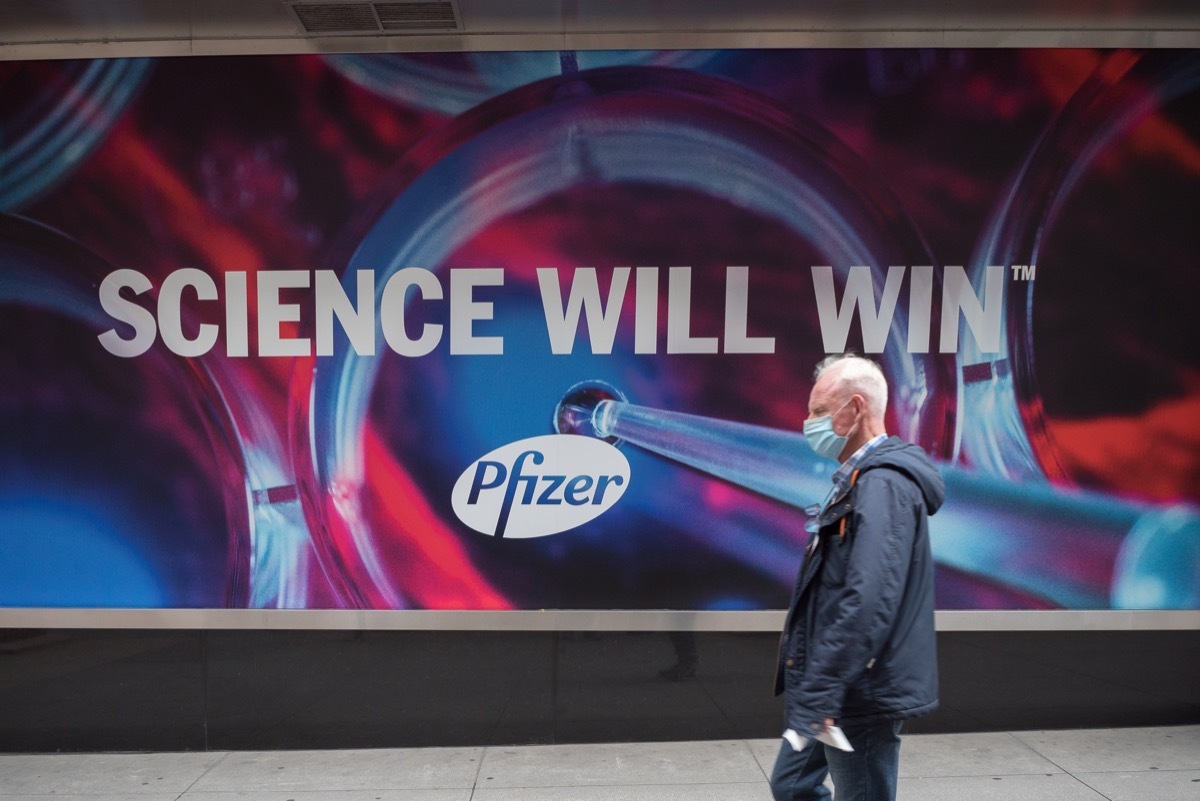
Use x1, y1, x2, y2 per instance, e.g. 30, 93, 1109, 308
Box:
771, 354, 945, 801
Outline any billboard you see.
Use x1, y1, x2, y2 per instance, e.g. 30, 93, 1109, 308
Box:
1, 49, 1197, 612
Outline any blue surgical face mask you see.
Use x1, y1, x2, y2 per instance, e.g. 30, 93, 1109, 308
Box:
803, 399, 855, 461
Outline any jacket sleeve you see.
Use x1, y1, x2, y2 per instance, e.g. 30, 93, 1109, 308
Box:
785, 470, 917, 731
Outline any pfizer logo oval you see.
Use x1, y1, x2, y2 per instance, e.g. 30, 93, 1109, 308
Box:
451, 434, 631, 539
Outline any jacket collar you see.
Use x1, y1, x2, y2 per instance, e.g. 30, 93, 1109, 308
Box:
823, 433, 888, 509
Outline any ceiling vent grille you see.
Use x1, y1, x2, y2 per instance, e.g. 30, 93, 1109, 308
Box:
376, 2, 458, 30
287, 1, 461, 35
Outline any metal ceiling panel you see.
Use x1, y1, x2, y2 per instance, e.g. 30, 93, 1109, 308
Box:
0, 0, 1197, 59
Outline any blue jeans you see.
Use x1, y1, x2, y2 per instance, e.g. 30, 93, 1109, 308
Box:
769, 719, 903, 801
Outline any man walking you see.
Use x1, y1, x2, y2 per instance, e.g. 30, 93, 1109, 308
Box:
771, 354, 945, 801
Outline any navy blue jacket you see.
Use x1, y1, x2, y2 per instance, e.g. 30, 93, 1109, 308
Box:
775, 437, 944, 731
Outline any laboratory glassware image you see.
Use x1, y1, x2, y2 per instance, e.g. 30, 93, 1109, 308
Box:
0, 49, 1196, 611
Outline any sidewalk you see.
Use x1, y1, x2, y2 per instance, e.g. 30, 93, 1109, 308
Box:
1, 725, 1197, 800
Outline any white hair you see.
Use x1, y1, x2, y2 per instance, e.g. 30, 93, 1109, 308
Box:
814, 354, 888, 418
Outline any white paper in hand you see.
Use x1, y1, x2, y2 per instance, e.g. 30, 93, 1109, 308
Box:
783, 726, 854, 753
817, 725, 854, 752
782, 728, 808, 751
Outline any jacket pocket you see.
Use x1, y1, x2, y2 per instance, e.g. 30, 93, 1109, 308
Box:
820, 538, 847, 587
816, 498, 852, 587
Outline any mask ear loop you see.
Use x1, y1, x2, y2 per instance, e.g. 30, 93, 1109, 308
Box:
836, 396, 862, 444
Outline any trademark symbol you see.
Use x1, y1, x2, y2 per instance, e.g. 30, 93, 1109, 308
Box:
1010, 264, 1037, 281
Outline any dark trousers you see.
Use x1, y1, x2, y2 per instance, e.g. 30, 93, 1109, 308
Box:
769, 719, 903, 801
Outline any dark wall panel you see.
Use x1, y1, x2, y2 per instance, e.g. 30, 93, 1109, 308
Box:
0, 629, 207, 752
0, 628, 1197, 752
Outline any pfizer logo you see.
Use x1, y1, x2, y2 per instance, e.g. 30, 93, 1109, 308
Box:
452, 434, 631, 538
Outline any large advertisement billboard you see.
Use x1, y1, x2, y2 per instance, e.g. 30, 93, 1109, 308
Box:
1, 49, 1197, 612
